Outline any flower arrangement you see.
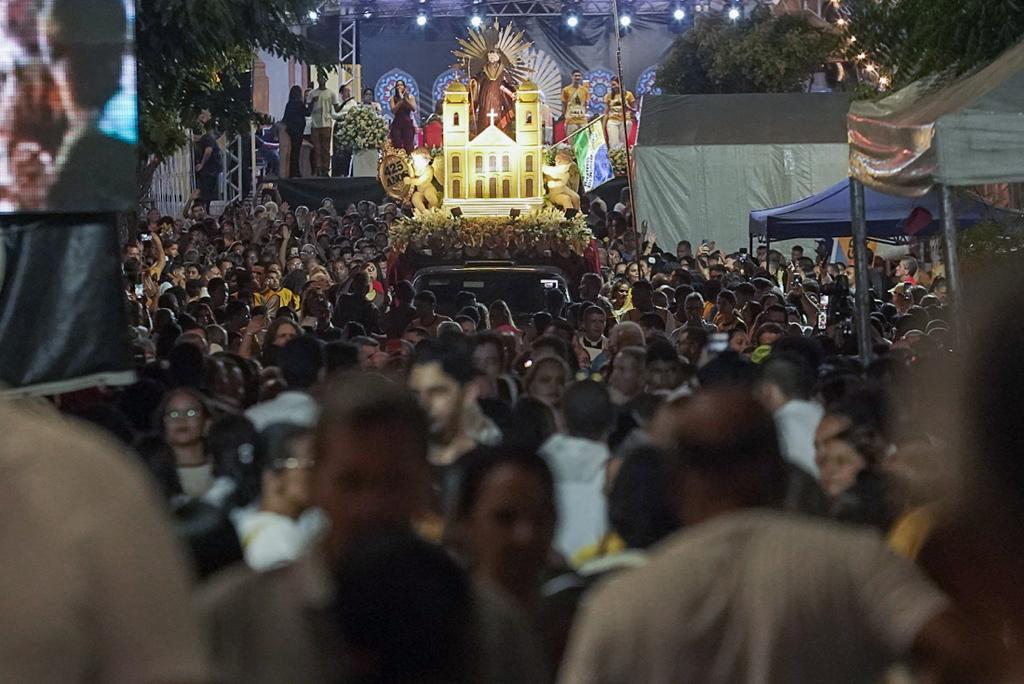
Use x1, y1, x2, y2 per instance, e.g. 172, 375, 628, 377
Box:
545, 143, 573, 167
389, 206, 591, 257
334, 106, 389, 151
608, 147, 628, 177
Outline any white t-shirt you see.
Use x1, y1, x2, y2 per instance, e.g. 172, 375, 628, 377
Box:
539, 434, 610, 560
774, 398, 824, 477
235, 508, 316, 570
308, 88, 339, 128
560, 510, 949, 684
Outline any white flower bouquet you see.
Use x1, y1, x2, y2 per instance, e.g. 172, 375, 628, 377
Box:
335, 107, 388, 151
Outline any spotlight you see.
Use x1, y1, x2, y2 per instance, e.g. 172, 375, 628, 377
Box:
416, 9, 428, 26
307, 9, 319, 21
562, 3, 580, 29
727, 6, 741, 20
619, 14, 631, 27
450, 207, 463, 218
509, 208, 521, 219
362, 8, 372, 18
468, 6, 485, 27
672, 7, 685, 20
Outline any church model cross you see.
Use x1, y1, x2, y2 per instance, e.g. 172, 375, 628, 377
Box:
487, 109, 499, 127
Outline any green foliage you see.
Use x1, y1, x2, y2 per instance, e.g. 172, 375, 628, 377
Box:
137, 0, 333, 162
656, 6, 841, 94
845, 0, 1024, 90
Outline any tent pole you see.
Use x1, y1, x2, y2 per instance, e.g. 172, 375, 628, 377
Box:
849, 178, 873, 366
609, 0, 640, 275
938, 184, 962, 350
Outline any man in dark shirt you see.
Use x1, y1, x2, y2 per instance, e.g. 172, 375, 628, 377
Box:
194, 123, 223, 210
381, 280, 417, 339
42, 0, 135, 212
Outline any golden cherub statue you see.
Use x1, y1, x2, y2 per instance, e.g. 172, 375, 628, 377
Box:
543, 149, 580, 211
404, 147, 440, 211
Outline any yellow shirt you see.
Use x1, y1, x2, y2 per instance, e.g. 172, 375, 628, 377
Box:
562, 84, 590, 125
604, 90, 636, 122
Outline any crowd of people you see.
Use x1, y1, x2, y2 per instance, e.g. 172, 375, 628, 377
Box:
13, 182, 1024, 683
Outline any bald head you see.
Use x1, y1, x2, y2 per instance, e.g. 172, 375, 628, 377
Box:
608, 321, 645, 354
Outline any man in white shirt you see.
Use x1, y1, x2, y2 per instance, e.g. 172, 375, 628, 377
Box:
234, 423, 318, 570
560, 390, 976, 684
332, 84, 358, 177
540, 380, 613, 560
757, 352, 823, 476
306, 71, 340, 176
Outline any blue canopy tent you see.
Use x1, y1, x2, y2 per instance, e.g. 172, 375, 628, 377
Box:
749, 178, 999, 243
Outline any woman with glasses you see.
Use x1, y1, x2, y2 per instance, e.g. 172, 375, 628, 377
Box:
157, 387, 212, 498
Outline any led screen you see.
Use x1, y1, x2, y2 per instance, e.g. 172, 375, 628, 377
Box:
0, 0, 136, 212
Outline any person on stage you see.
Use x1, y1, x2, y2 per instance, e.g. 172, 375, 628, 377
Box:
603, 76, 636, 149
389, 80, 416, 153
362, 88, 382, 113
562, 70, 589, 138
470, 49, 516, 134
306, 71, 340, 176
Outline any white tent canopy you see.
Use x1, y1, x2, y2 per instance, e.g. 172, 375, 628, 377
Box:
849, 37, 1024, 196
633, 93, 851, 250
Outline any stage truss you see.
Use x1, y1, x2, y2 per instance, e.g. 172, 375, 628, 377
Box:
318, 0, 760, 18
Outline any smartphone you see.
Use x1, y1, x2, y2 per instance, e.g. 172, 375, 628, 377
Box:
139, 233, 152, 242
739, 247, 748, 255
708, 332, 729, 355
134, 283, 144, 297
817, 295, 830, 330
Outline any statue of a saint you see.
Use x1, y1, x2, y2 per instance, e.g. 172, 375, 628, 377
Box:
470, 49, 516, 135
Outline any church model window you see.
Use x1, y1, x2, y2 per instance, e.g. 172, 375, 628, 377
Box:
475, 156, 483, 173
489, 155, 497, 172
526, 112, 533, 125
452, 179, 461, 198
489, 177, 497, 197
475, 179, 484, 197
526, 178, 534, 196
452, 156, 460, 173
453, 112, 460, 126
502, 179, 510, 198
502, 155, 509, 172
525, 155, 533, 173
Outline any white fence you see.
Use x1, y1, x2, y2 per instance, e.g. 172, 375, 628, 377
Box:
148, 144, 194, 216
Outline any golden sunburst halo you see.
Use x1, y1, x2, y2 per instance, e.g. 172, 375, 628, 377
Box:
451, 19, 533, 84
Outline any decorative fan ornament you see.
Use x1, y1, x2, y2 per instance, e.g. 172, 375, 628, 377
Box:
522, 47, 564, 118
452, 20, 533, 85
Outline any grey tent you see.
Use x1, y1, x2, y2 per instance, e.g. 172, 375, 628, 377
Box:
633, 93, 851, 250
849, 37, 1024, 196
846, 37, 1024, 356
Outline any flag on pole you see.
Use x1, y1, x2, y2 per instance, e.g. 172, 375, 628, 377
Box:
572, 124, 614, 192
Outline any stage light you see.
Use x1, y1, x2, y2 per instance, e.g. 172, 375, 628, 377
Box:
672, 7, 685, 21
562, 2, 581, 30
416, 9, 428, 26
307, 9, 319, 21
470, 12, 482, 27
619, 13, 631, 27
362, 8, 373, 18
727, 6, 741, 20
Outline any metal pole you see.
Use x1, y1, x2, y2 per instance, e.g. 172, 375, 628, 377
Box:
849, 178, 873, 365
938, 184, 962, 349
609, 0, 641, 274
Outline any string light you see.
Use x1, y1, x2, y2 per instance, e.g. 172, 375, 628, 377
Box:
828, 0, 892, 92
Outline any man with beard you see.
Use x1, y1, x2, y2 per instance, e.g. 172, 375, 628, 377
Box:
407, 340, 500, 514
